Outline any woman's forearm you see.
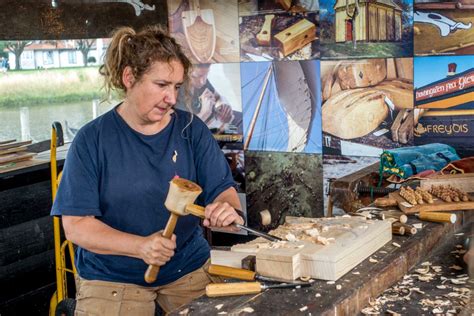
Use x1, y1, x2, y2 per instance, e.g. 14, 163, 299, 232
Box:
62, 215, 145, 258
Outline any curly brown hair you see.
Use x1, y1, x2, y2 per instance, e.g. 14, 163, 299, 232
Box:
99, 25, 192, 100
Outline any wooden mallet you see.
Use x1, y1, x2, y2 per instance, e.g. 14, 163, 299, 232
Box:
144, 178, 202, 283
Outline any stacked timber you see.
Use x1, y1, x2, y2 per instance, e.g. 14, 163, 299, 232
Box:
0, 140, 36, 166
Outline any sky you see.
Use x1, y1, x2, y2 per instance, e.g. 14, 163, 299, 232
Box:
414, 55, 474, 89
240, 61, 322, 154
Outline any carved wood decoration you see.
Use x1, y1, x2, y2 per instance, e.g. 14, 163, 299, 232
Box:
0, 0, 167, 40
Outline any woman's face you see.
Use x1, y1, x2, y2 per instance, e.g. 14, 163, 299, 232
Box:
124, 59, 184, 124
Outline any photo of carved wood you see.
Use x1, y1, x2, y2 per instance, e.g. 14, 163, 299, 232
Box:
238, 1, 319, 61
413, 0, 474, 56
321, 58, 414, 157
167, 0, 240, 63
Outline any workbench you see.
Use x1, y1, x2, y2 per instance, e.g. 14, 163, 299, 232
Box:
171, 212, 473, 315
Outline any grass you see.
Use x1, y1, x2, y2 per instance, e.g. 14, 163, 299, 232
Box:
320, 41, 414, 59
0, 67, 104, 107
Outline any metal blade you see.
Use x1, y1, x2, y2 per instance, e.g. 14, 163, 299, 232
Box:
263, 282, 312, 290
256, 275, 310, 284
234, 224, 282, 242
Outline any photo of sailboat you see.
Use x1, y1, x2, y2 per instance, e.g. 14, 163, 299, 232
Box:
241, 60, 322, 154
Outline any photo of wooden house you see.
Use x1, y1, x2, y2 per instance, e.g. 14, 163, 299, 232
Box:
334, 0, 403, 43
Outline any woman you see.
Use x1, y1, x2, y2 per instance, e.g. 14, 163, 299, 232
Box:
51, 25, 243, 315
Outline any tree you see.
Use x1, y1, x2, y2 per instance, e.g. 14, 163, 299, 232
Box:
5, 41, 32, 70
345, 0, 360, 49
77, 39, 95, 67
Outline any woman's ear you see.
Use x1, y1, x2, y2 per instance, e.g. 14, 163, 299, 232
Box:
122, 66, 135, 89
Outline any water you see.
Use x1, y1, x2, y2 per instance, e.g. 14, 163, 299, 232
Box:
0, 100, 115, 143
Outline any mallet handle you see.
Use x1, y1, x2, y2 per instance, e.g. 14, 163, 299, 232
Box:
144, 213, 179, 283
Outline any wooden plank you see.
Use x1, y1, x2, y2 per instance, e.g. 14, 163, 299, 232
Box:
420, 173, 474, 193
222, 217, 391, 281
0, 145, 28, 156
0, 140, 32, 151
386, 58, 397, 79
395, 58, 413, 81
0, 158, 48, 175
389, 191, 474, 214
210, 250, 251, 268
0, 152, 36, 165
274, 19, 316, 57
0, 139, 16, 145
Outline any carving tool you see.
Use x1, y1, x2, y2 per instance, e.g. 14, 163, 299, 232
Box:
185, 204, 282, 242
206, 281, 311, 297
208, 264, 308, 283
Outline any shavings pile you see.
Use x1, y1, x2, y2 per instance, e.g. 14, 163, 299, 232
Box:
361, 242, 471, 315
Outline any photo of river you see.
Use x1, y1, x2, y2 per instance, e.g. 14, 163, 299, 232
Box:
0, 100, 115, 143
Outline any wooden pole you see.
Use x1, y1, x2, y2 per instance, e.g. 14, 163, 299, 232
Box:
244, 65, 273, 150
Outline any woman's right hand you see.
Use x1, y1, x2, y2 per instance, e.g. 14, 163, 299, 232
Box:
139, 231, 177, 266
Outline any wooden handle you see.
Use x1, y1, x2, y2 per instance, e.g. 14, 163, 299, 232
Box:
392, 225, 405, 236
185, 204, 205, 218
374, 197, 398, 207
144, 213, 180, 283
208, 264, 256, 281
393, 222, 417, 235
206, 282, 262, 297
256, 14, 275, 46
418, 212, 456, 224
381, 211, 408, 224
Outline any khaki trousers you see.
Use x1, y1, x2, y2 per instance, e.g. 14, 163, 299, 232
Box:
74, 260, 220, 315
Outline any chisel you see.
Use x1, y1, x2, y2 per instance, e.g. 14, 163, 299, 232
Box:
416, 211, 456, 224
208, 264, 304, 283
185, 204, 282, 242
206, 281, 311, 297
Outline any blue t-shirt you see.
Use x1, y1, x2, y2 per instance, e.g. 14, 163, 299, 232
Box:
51, 107, 235, 286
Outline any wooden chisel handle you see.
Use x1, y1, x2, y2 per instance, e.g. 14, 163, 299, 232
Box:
208, 264, 256, 281
418, 212, 456, 224
144, 213, 179, 283
206, 282, 262, 297
185, 204, 206, 218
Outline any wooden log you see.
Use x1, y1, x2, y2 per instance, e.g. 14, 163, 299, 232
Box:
392, 225, 405, 235
336, 59, 387, 89
392, 222, 417, 236
274, 19, 316, 57
256, 14, 275, 46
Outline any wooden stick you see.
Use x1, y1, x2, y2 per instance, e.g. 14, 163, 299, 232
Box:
417, 212, 456, 224
392, 222, 417, 236
392, 225, 405, 236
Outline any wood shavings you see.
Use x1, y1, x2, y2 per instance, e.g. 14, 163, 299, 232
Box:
352, 271, 360, 275
342, 214, 351, 218
451, 249, 467, 254
417, 274, 435, 282
392, 242, 401, 248
421, 261, 431, 266
455, 245, 463, 249
411, 287, 425, 294
437, 285, 447, 289
285, 233, 298, 242
315, 293, 321, 297
449, 265, 463, 271
450, 277, 468, 284
415, 266, 430, 274
215, 304, 224, 310
238, 307, 254, 313
432, 266, 442, 273
432, 307, 443, 313
299, 306, 308, 312
369, 257, 378, 263
386, 310, 401, 316
304, 228, 319, 237
336, 284, 342, 290
299, 276, 311, 282
327, 281, 335, 284
218, 312, 227, 315
361, 307, 379, 315
454, 233, 464, 236
412, 223, 423, 229
315, 235, 331, 245
179, 308, 189, 315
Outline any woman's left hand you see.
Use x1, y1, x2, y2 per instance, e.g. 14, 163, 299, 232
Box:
203, 202, 244, 232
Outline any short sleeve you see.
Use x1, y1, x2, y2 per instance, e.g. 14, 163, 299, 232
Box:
190, 119, 236, 205
51, 129, 102, 217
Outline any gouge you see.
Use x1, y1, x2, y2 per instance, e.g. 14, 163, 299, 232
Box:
206, 281, 311, 297
185, 204, 282, 242
208, 264, 305, 283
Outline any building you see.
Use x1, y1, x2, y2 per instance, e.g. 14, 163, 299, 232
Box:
334, 0, 403, 42
6, 39, 107, 70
